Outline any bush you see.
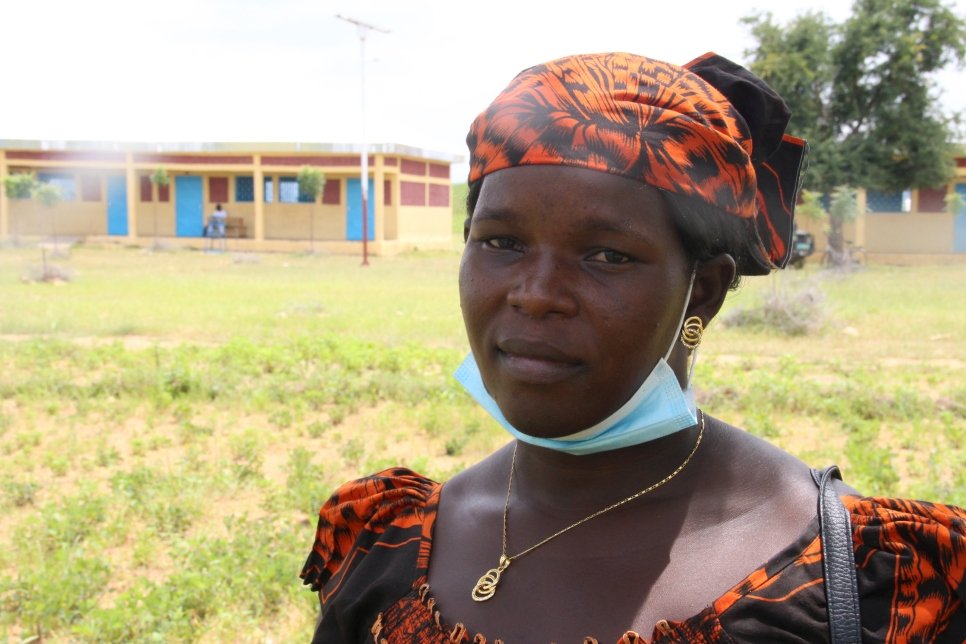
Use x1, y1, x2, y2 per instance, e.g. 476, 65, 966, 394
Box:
723, 281, 826, 335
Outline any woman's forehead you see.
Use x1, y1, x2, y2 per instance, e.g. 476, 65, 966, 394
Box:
477, 166, 663, 211
474, 166, 676, 237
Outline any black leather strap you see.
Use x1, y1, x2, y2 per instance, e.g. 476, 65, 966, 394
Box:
811, 466, 862, 644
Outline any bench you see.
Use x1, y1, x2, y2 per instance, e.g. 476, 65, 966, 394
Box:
225, 216, 247, 239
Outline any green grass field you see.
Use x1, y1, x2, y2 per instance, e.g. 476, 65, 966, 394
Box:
0, 241, 964, 642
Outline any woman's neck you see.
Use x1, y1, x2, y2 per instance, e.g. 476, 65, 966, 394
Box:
509, 420, 707, 518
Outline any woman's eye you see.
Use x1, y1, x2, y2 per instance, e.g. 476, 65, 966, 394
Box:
483, 237, 522, 252
588, 249, 631, 264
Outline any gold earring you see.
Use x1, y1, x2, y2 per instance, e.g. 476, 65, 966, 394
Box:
680, 316, 704, 351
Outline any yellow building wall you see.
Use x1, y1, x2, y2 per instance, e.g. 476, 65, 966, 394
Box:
9, 198, 107, 236
383, 203, 399, 240
863, 213, 954, 254
790, 216, 857, 253
380, 172, 400, 241
395, 206, 452, 240
263, 203, 345, 240
136, 202, 176, 237
227, 202, 255, 238
2, 145, 458, 248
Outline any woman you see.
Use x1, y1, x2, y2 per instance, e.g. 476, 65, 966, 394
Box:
302, 52, 965, 643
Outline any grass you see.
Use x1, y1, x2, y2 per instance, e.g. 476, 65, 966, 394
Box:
0, 242, 964, 642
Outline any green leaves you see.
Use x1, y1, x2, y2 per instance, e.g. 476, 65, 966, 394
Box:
743, 0, 965, 193
2, 172, 35, 199
1, 172, 62, 207
296, 165, 325, 201
150, 166, 170, 187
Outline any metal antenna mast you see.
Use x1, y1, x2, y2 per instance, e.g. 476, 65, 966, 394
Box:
336, 14, 389, 266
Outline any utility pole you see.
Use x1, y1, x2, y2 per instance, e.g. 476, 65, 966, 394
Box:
336, 14, 389, 266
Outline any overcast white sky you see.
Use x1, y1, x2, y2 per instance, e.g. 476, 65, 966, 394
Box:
1, 0, 963, 179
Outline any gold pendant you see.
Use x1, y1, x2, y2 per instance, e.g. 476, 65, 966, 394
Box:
471, 555, 511, 602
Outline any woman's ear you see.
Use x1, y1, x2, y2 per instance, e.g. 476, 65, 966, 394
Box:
686, 254, 737, 324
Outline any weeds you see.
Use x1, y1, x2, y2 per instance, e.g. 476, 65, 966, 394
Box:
1, 477, 39, 507
723, 278, 826, 335
0, 249, 962, 640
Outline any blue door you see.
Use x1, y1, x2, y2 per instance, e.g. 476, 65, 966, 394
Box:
175, 176, 204, 237
346, 178, 375, 241
106, 176, 128, 236
955, 183, 966, 253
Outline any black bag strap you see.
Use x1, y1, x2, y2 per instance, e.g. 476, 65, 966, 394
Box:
810, 466, 863, 644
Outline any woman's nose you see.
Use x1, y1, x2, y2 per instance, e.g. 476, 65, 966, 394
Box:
505, 253, 578, 318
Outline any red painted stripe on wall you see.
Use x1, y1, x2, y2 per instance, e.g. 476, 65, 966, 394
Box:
429, 184, 450, 207
261, 155, 359, 166
429, 163, 450, 179
401, 181, 426, 206
134, 154, 253, 164
384, 157, 398, 166
5, 150, 126, 162
401, 159, 427, 176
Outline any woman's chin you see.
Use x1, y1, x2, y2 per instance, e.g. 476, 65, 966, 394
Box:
502, 411, 590, 440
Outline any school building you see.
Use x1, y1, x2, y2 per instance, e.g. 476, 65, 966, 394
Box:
0, 140, 461, 254
794, 155, 966, 259
1, 140, 965, 258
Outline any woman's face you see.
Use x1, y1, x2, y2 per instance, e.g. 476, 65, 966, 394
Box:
459, 165, 693, 438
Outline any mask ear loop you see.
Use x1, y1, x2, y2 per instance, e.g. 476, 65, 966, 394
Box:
667, 266, 702, 388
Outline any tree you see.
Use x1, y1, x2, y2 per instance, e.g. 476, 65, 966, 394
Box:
2, 172, 35, 244
743, 0, 965, 233
149, 167, 170, 248
32, 180, 63, 278
741, 11, 842, 193
825, 186, 858, 265
3, 172, 35, 200
297, 166, 326, 253
798, 186, 860, 268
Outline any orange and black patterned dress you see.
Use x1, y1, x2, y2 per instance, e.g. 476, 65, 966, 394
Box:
301, 468, 966, 643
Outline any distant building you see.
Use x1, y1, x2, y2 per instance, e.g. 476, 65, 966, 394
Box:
3, 140, 964, 259
795, 154, 966, 258
0, 140, 461, 254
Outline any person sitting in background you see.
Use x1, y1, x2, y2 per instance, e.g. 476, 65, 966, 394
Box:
302, 51, 966, 643
207, 203, 227, 252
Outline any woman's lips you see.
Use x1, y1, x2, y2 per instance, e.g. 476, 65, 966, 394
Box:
496, 339, 582, 384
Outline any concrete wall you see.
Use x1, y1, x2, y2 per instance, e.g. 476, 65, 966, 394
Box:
793, 184, 959, 255
264, 203, 345, 240
864, 212, 954, 254
396, 205, 452, 240
792, 216, 857, 253
136, 200, 177, 237
9, 198, 106, 236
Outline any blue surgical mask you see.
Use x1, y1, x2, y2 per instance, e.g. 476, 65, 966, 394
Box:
454, 273, 699, 456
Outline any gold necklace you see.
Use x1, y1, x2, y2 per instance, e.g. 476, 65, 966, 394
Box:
471, 411, 705, 602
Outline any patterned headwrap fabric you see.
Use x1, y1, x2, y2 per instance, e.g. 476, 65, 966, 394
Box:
466, 52, 808, 273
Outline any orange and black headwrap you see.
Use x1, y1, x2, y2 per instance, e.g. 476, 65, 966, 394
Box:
466, 52, 808, 274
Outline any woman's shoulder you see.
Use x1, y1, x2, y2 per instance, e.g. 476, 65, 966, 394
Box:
846, 494, 966, 570
300, 467, 440, 593
845, 495, 966, 639
713, 493, 965, 640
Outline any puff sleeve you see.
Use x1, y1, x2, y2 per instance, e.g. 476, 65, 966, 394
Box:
301, 468, 439, 643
